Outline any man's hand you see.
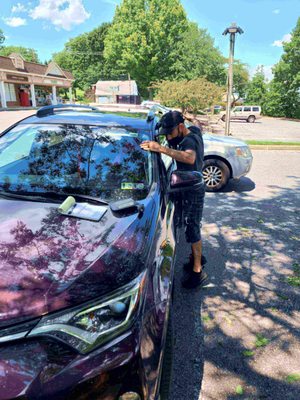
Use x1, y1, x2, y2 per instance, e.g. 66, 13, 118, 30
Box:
140, 140, 196, 165
140, 141, 162, 153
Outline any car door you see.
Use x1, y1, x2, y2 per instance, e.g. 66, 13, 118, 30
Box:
154, 135, 176, 305
232, 106, 243, 120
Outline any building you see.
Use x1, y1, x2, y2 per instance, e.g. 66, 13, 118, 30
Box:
0, 53, 74, 108
94, 80, 140, 105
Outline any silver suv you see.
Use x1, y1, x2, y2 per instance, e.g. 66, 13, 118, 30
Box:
221, 105, 261, 123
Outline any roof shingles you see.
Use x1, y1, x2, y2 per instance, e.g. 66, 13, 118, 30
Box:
0, 55, 73, 80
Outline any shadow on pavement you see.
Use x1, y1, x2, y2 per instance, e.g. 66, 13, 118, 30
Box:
222, 177, 255, 193
170, 178, 300, 400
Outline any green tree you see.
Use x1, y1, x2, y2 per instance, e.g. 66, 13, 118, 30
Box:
0, 29, 5, 47
264, 18, 300, 118
262, 80, 286, 117
0, 46, 39, 63
172, 22, 226, 85
246, 66, 267, 105
153, 78, 223, 114
231, 60, 249, 106
53, 23, 111, 90
104, 0, 189, 94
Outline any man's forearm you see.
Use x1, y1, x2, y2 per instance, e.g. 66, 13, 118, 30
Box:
160, 146, 195, 165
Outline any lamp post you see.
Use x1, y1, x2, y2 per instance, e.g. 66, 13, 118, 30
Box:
223, 23, 244, 136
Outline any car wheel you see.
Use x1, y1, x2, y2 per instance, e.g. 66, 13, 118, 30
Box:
247, 115, 256, 123
158, 305, 173, 400
221, 114, 226, 122
202, 159, 230, 192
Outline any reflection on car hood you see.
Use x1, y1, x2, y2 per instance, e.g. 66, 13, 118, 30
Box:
203, 133, 248, 147
0, 197, 156, 327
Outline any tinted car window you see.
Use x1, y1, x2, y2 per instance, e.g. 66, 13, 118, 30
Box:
243, 107, 251, 112
0, 124, 152, 201
234, 107, 243, 112
252, 107, 260, 112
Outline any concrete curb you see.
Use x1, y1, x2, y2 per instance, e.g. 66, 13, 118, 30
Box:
249, 145, 300, 150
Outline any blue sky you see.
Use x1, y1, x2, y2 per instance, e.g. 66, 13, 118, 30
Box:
1, 0, 299, 80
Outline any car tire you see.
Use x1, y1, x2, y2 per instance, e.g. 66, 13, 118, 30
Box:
158, 304, 173, 400
247, 115, 256, 123
202, 159, 230, 192
221, 114, 226, 122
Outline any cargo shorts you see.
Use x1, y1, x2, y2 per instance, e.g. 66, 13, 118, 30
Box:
174, 184, 205, 244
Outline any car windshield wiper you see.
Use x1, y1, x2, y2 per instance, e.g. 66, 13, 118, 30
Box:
0, 190, 56, 203
0, 190, 109, 205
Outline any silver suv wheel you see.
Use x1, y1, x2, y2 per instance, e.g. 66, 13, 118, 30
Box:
202, 159, 230, 191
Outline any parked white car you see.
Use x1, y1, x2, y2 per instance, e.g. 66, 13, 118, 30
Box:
221, 105, 261, 123
141, 100, 161, 109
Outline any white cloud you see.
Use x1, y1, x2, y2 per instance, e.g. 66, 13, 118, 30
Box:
102, 0, 119, 5
11, 3, 28, 13
272, 9, 280, 14
272, 33, 292, 47
3, 17, 27, 27
30, 0, 90, 31
249, 65, 274, 82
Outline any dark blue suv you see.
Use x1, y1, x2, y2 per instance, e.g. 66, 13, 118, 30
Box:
0, 105, 199, 400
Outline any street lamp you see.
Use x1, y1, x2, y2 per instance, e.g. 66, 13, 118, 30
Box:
223, 23, 244, 136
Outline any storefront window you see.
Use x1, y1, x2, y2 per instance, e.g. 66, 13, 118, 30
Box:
4, 83, 16, 102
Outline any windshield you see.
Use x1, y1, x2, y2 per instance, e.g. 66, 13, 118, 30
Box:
0, 124, 152, 202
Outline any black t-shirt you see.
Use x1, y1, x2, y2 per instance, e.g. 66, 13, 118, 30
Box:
176, 126, 204, 172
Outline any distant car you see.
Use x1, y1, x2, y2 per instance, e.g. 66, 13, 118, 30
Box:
220, 105, 261, 123
141, 100, 161, 109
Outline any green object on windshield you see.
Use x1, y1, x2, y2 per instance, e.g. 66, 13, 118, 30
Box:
58, 196, 76, 213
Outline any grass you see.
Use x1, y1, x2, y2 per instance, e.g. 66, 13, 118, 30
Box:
254, 334, 270, 348
201, 314, 212, 323
286, 262, 300, 287
101, 111, 147, 119
286, 373, 300, 383
245, 140, 300, 146
242, 350, 255, 357
235, 385, 244, 395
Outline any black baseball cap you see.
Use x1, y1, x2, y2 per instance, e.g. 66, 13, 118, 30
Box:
156, 111, 185, 135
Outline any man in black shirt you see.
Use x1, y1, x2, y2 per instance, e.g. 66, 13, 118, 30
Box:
140, 111, 207, 289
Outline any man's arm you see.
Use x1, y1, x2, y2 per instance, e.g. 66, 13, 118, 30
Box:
140, 141, 196, 165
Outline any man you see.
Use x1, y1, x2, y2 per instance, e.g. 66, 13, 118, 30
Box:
140, 110, 207, 289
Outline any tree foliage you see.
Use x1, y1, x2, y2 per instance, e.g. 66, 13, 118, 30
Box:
53, 23, 111, 89
104, 0, 189, 94
153, 78, 223, 114
0, 29, 5, 47
0, 46, 39, 63
263, 18, 300, 118
231, 60, 249, 106
171, 22, 226, 85
246, 66, 267, 105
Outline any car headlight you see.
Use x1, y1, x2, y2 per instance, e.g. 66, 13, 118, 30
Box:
235, 146, 251, 158
28, 272, 146, 354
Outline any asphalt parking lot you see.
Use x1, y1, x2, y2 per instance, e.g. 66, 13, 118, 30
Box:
228, 117, 300, 143
170, 150, 300, 400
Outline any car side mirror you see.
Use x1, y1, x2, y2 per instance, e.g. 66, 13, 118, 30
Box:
168, 170, 204, 193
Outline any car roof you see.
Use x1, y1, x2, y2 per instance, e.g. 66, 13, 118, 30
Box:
19, 111, 153, 132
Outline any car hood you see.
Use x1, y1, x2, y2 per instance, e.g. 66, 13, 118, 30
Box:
0, 196, 156, 327
203, 133, 248, 147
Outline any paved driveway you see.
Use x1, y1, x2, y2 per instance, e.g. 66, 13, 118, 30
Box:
0, 110, 35, 132
229, 117, 300, 142
170, 150, 300, 400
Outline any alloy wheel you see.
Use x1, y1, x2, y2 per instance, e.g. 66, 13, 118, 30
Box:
203, 165, 223, 188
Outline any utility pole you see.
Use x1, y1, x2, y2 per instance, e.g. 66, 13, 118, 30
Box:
223, 23, 244, 136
